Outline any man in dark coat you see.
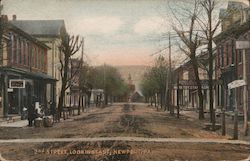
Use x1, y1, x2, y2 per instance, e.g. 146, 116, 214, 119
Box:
27, 95, 37, 126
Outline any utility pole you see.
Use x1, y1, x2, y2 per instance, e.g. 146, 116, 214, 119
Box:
78, 37, 84, 115
0, 0, 3, 62
177, 74, 180, 118
169, 32, 174, 115
103, 63, 106, 106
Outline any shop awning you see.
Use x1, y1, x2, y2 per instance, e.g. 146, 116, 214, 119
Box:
0, 67, 57, 82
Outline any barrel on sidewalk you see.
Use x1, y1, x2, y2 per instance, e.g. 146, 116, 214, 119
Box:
34, 116, 54, 127
34, 118, 43, 127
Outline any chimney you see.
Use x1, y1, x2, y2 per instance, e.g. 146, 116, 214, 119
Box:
12, 15, 16, 21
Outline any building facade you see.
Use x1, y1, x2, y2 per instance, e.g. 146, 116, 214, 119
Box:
0, 17, 56, 118
10, 18, 68, 109
172, 52, 216, 111
214, 1, 250, 113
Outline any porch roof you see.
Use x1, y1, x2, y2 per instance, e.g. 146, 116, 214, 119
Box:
0, 67, 57, 82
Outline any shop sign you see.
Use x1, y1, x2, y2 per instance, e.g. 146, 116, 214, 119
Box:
228, 80, 246, 89
7, 88, 13, 92
9, 79, 25, 88
236, 41, 250, 49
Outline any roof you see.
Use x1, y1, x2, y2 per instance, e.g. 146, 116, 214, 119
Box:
174, 49, 216, 71
228, 1, 248, 10
213, 20, 250, 43
5, 23, 50, 49
10, 20, 66, 37
219, 1, 248, 19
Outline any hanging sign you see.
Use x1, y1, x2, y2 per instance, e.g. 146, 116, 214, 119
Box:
236, 41, 250, 49
228, 80, 246, 89
9, 79, 25, 88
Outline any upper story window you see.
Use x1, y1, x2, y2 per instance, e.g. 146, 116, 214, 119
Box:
183, 70, 189, 80
221, 46, 224, 67
238, 49, 242, 64
18, 38, 22, 64
226, 43, 229, 65
232, 40, 235, 65
27, 42, 30, 66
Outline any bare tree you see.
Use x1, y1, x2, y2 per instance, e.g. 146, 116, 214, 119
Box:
171, 0, 205, 119
57, 29, 83, 119
196, 0, 221, 130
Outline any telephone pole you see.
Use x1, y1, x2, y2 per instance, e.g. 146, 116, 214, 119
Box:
168, 32, 174, 115
0, 0, 3, 65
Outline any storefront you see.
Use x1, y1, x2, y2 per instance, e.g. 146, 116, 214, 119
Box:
0, 67, 56, 118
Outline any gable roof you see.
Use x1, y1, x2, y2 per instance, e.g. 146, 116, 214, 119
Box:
219, 1, 248, 19
5, 22, 50, 49
10, 20, 66, 37
213, 20, 250, 43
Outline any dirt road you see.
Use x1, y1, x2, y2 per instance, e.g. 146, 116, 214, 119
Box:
0, 103, 249, 160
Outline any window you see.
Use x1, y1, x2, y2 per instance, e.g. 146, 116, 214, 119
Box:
23, 41, 26, 65
12, 34, 16, 64
32, 46, 36, 67
239, 87, 243, 105
18, 38, 22, 64
221, 46, 224, 67
35, 47, 38, 68
238, 50, 242, 63
217, 49, 220, 67
41, 50, 44, 70
15, 37, 19, 64
27, 43, 30, 66
226, 43, 229, 65
232, 40, 235, 64
38, 48, 40, 69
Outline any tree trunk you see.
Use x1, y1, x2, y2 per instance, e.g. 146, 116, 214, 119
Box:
151, 97, 153, 106
207, 3, 215, 130
105, 94, 108, 106
78, 93, 81, 115
208, 38, 215, 130
160, 91, 163, 109
191, 55, 204, 120
57, 55, 69, 119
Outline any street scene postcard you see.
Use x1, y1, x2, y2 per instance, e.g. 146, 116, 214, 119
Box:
0, 0, 250, 160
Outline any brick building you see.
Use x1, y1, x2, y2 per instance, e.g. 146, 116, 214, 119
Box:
214, 1, 250, 114
0, 17, 56, 118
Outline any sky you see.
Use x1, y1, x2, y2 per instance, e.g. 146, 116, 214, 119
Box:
2, 0, 249, 66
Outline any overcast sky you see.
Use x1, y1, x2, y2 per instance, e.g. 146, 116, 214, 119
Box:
2, 0, 249, 66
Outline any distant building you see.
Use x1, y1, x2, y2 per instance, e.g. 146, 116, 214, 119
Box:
172, 51, 216, 111
130, 91, 144, 102
69, 58, 84, 107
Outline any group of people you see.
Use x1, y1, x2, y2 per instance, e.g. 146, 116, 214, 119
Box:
27, 96, 51, 127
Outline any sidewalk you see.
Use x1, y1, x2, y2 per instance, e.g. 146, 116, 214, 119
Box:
0, 106, 99, 128
0, 120, 28, 128
0, 136, 249, 145
180, 110, 250, 141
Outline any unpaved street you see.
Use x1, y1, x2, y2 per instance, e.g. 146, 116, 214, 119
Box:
0, 103, 250, 161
